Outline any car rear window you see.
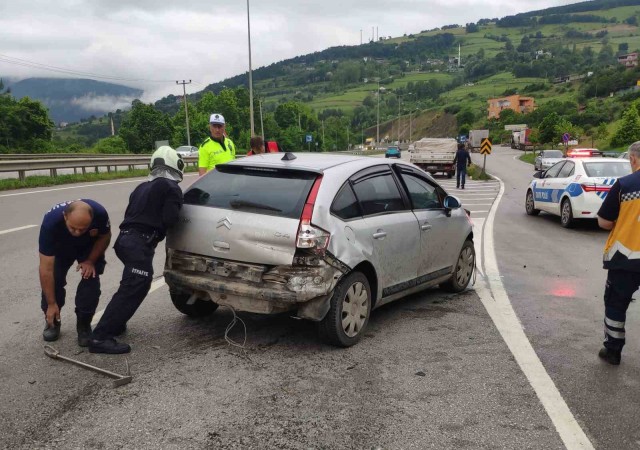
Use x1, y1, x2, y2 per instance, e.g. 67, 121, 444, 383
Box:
183, 166, 317, 219
583, 162, 631, 178
543, 150, 563, 158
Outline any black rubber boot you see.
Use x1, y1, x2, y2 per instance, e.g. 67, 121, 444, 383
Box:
43, 319, 61, 342
89, 338, 131, 354
598, 347, 621, 366
76, 319, 93, 347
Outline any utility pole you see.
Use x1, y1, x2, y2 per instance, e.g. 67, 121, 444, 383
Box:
298, 111, 301, 131
346, 125, 350, 150
322, 120, 325, 151
409, 110, 412, 142
176, 80, 192, 146
376, 80, 380, 146
397, 97, 401, 142
259, 99, 265, 143
247, 0, 255, 136
360, 29, 362, 45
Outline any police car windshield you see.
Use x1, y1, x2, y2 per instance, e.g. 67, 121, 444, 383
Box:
583, 162, 631, 178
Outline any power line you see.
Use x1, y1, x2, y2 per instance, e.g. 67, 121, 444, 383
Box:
0, 53, 178, 84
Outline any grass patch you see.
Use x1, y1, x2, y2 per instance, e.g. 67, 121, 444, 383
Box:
520, 153, 536, 165
0, 166, 199, 191
468, 163, 494, 180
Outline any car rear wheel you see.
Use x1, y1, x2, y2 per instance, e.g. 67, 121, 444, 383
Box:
440, 240, 475, 293
560, 198, 574, 228
447, 172, 454, 178
525, 190, 540, 216
318, 271, 371, 347
170, 288, 218, 317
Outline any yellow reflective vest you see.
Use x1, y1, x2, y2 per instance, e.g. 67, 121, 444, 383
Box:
198, 137, 236, 171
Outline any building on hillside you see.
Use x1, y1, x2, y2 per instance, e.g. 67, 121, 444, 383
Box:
487, 95, 536, 119
618, 52, 638, 68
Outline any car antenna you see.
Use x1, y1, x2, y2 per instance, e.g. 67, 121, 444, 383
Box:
282, 152, 297, 161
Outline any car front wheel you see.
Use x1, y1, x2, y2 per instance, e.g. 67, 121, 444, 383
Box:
525, 190, 540, 216
560, 198, 574, 228
441, 240, 475, 293
170, 288, 218, 317
318, 271, 371, 347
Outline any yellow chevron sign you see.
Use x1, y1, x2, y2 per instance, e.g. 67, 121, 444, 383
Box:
480, 138, 492, 155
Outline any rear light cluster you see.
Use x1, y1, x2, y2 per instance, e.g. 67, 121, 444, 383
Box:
296, 176, 331, 255
580, 183, 611, 193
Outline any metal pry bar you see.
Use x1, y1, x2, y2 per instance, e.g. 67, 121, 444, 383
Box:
44, 345, 132, 387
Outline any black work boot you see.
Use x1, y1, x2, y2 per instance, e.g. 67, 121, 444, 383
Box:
89, 338, 131, 354
598, 347, 621, 366
43, 319, 61, 342
76, 319, 92, 347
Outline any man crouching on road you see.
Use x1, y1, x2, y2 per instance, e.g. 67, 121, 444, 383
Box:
89, 146, 184, 354
596, 141, 640, 365
39, 200, 111, 346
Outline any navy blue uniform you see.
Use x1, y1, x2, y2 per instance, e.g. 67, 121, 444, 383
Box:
39, 199, 110, 321
597, 171, 640, 352
453, 148, 471, 188
93, 178, 183, 340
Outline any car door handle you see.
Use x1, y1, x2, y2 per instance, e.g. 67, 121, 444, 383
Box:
421, 223, 432, 231
372, 231, 387, 239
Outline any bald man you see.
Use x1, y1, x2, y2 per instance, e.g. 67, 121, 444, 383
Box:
38, 199, 111, 346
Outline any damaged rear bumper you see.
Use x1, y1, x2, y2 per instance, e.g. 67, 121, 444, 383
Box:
163, 250, 347, 321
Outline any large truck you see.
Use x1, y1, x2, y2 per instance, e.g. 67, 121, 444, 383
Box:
409, 137, 458, 178
505, 124, 532, 150
466, 129, 489, 153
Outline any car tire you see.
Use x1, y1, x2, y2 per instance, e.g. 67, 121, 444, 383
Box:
440, 240, 475, 293
318, 271, 371, 347
560, 198, 574, 228
170, 288, 218, 317
525, 190, 540, 216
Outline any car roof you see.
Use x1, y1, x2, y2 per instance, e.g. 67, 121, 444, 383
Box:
226, 153, 381, 172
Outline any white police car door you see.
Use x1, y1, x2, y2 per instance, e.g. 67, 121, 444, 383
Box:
545, 160, 575, 215
533, 161, 566, 214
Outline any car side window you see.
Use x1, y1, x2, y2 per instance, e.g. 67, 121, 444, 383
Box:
351, 172, 406, 216
545, 161, 565, 178
558, 161, 574, 178
400, 173, 442, 210
330, 183, 361, 220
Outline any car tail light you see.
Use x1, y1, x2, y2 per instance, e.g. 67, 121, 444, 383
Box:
296, 176, 330, 254
580, 183, 611, 193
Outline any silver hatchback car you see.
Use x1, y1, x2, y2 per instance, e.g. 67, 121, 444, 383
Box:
164, 153, 475, 346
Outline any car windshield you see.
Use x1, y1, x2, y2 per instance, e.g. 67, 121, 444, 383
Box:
183, 165, 317, 219
542, 150, 563, 158
583, 162, 632, 178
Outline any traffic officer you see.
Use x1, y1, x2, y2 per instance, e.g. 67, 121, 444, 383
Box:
198, 113, 236, 175
596, 141, 640, 365
89, 146, 184, 354
38, 199, 111, 346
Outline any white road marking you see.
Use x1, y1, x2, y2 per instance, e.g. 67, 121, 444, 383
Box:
469, 210, 489, 213
0, 174, 198, 198
476, 175, 594, 449
91, 277, 167, 327
0, 224, 38, 235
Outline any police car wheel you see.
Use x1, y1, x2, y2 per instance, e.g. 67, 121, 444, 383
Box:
440, 240, 475, 293
525, 190, 540, 216
170, 288, 218, 317
560, 199, 574, 228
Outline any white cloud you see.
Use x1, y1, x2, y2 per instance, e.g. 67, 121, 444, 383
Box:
0, 0, 575, 101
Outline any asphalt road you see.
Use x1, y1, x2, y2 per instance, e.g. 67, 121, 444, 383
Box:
0, 150, 630, 448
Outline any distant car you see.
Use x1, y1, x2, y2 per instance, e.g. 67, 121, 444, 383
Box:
525, 157, 631, 228
164, 153, 474, 347
176, 145, 199, 157
385, 146, 401, 158
534, 150, 564, 171
619, 151, 629, 160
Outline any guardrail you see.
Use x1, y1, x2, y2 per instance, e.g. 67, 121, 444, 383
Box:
0, 153, 156, 160
0, 156, 198, 181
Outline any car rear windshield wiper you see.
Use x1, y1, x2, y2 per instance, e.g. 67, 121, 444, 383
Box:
229, 200, 282, 212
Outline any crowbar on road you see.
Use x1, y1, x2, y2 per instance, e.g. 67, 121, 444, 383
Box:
44, 345, 132, 387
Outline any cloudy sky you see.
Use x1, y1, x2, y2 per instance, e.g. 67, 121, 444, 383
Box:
0, 0, 576, 103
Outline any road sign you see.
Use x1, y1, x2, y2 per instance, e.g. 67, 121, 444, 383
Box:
562, 132, 570, 143
480, 138, 492, 155
305, 134, 313, 143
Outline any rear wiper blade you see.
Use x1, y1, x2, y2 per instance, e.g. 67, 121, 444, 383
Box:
229, 200, 282, 212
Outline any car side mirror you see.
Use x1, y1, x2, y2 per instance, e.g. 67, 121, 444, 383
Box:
444, 195, 461, 210
533, 171, 544, 179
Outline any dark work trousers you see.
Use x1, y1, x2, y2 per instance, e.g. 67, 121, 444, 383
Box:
456, 165, 467, 188
40, 249, 106, 323
92, 231, 155, 340
603, 269, 640, 351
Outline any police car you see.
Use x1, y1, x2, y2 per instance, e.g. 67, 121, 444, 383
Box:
525, 157, 631, 228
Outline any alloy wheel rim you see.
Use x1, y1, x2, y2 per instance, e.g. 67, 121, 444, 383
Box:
562, 202, 570, 223
341, 282, 368, 338
526, 192, 534, 212
456, 246, 474, 287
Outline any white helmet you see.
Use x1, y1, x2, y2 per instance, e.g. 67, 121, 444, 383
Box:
150, 146, 185, 181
